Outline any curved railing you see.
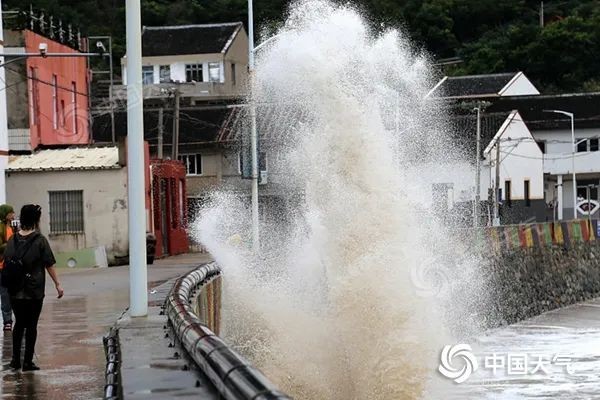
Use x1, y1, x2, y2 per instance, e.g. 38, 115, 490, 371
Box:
164, 262, 292, 400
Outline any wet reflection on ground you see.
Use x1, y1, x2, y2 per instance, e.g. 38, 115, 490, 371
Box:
0, 255, 209, 400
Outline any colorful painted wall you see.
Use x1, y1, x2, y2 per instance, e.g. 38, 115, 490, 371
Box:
482, 219, 598, 252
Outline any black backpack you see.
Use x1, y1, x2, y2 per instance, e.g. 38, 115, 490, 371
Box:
1, 233, 38, 296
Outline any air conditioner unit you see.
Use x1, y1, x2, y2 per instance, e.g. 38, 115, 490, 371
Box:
259, 170, 268, 185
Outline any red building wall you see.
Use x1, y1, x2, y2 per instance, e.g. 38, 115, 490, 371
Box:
151, 160, 189, 258
25, 30, 90, 148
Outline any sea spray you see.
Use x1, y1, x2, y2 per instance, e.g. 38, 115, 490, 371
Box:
194, 0, 483, 398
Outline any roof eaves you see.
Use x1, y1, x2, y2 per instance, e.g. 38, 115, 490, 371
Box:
497, 71, 522, 96
425, 76, 448, 99
483, 110, 519, 155
222, 23, 242, 54
444, 93, 500, 100
144, 23, 241, 31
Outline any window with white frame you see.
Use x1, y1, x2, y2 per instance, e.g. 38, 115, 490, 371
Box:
576, 138, 600, 152
49, 190, 84, 234
178, 154, 203, 175
52, 74, 58, 129
71, 82, 78, 134
185, 64, 203, 82
142, 66, 154, 84
208, 62, 220, 82
159, 65, 171, 83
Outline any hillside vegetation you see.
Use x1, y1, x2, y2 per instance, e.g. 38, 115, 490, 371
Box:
6, 0, 600, 92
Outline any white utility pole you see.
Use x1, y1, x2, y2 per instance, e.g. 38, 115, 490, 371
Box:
493, 138, 501, 226
126, 0, 148, 317
557, 176, 563, 220
474, 106, 481, 227
0, 0, 8, 204
544, 110, 576, 220
248, 0, 260, 252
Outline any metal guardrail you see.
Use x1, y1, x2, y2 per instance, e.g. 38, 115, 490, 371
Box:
165, 262, 292, 400
102, 327, 123, 400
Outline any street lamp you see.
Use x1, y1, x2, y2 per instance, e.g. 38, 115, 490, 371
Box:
544, 109, 577, 220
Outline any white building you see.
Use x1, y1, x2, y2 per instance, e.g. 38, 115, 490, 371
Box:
118, 22, 248, 101
5, 146, 132, 266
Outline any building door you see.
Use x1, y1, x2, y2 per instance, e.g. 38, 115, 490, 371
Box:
160, 179, 169, 256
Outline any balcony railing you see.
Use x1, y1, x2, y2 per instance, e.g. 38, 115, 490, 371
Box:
112, 82, 244, 100
543, 151, 600, 175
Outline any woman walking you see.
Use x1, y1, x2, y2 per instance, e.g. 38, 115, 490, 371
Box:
3, 205, 63, 371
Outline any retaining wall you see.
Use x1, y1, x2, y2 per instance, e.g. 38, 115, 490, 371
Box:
479, 219, 600, 326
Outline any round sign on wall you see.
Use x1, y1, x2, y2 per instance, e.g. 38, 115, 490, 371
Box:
576, 200, 599, 215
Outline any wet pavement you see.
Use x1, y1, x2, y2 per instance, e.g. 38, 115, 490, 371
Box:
117, 276, 219, 399
0, 253, 212, 400
444, 298, 600, 399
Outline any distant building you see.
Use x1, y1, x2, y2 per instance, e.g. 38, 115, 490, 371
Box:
429, 71, 600, 225
6, 146, 136, 265
117, 22, 248, 102
94, 23, 252, 230
426, 71, 540, 99
4, 27, 90, 152
4, 144, 189, 264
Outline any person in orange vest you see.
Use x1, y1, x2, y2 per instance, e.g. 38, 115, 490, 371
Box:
0, 204, 15, 331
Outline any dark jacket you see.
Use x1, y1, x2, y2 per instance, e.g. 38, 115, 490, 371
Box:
4, 232, 56, 299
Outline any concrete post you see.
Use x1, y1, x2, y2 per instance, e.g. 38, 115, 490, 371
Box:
557, 175, 563, 220
126, 0, 148, 317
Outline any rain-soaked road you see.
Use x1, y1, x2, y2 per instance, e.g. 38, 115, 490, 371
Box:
444, 298, 600, 400
0, 253, 211, 400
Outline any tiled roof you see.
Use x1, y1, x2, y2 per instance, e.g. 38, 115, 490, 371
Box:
430, 73, 518, 99
8, 147, 120, 171
487, 92, 600, 130
92, 107, 232, 145
449, 112, 512, 157
142, 23, 243, 56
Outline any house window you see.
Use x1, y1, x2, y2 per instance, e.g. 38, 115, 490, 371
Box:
29, 68, 39, 125
60, 100, 66, 127
142, 66, 154, 84
577, 181, 599, 202
49, 190, 84, 234
179, 179, 185, 227
524, 180, 530, 207
71, 82, 78, 134
231, 63, 236, 86
504, 180, 512, 207
590, 138, 599, 152
208, 62, 220, 82
159, 65, 171, 83
52, 74, 58, 129
577, 139, 587, 152
178, 154, 202, 175
185, 64, 203, 82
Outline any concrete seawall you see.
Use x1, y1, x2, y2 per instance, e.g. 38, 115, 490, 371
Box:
480, 220, 600, 326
